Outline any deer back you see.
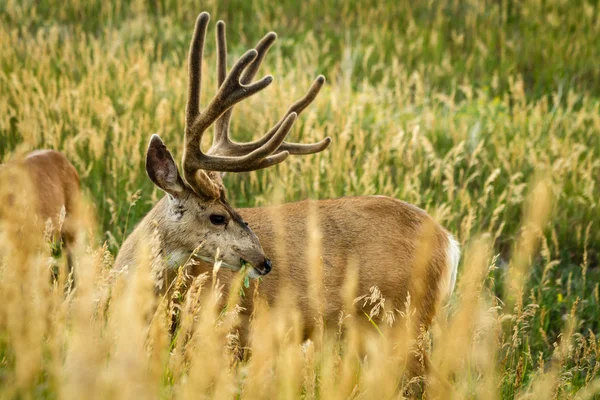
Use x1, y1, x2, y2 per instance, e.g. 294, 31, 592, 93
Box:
0, 150, 81, 246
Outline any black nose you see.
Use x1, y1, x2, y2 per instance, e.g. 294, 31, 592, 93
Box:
264, 258, 272, 274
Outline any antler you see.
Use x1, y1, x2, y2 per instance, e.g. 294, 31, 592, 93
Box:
182, 12, 331, 197
210, 21, 331, 157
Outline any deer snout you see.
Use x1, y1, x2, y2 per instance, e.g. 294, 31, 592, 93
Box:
251, 257, 272, 276
263, 258, 272, 274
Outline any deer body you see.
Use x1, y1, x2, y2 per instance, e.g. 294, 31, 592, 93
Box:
237, 196, 458, 323
0, 150, 81, 256
243, 198, 459, 349
117, 195, 458, 337
115, 12, 460, 377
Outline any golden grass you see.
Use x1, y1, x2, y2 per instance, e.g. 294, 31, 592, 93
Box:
0, 181, 597, 399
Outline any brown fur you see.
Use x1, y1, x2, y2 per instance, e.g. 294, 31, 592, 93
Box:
0, 150, 81, 255
220, 197, 447, 338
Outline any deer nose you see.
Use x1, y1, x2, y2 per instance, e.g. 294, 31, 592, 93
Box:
263, 258, 272, 274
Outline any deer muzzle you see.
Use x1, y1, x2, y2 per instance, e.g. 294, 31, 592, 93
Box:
243, 257, 272, 277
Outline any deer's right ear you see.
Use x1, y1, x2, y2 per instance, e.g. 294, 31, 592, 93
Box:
146, 134, 185, 196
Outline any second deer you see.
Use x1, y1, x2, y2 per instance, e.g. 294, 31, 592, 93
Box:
0, 150, 82, 277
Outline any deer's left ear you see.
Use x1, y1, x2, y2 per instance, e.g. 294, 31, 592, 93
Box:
146, 134, 185, 196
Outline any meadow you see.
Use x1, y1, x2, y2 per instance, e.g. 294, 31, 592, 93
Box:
0, 0, 599, 398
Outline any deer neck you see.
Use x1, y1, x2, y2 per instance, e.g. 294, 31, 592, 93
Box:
114, 197, 179, 271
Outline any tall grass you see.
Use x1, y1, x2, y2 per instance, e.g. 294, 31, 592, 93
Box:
1, 0, 599, 398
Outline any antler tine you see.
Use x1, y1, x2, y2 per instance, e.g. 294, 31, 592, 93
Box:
186, 12, 210, 127
212, 20, 229, 147
216, 21, 227, 88
213, 23, 277, 148
240, 32, 278, 85
212, 75, 331, 156
269, 75, 332, 154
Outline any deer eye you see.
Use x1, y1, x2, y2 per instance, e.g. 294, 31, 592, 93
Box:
209, 214, 227, 226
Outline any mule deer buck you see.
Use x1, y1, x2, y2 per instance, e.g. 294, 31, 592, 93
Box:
115, 12, 460, 377
0, 150, 82, 275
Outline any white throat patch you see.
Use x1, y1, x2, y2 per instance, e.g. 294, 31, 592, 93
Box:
165, 249, 243, 273
166, 249, 192, 269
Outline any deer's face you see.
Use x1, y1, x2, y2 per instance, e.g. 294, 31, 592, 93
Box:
146, 135, 271, 278
164, 190, 271, 277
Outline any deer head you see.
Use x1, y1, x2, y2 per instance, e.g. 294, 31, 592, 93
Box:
145, 12, 330, 277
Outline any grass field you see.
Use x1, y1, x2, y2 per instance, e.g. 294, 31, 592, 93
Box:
1, 0, 599, 398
